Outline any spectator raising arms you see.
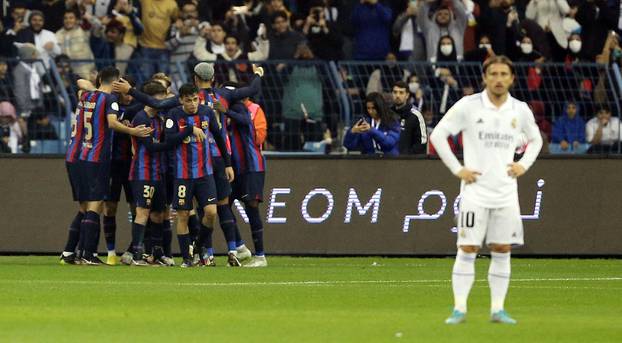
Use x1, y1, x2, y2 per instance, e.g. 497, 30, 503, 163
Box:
419, 0, 467, 62
344, 92, 400, 156
351, 0, 392, 61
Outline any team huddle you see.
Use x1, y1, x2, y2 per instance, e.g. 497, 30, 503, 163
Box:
60, 62, 268, 268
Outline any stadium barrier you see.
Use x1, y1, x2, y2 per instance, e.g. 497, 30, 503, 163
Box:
1, 155, 621, 256
2, 58, 622, 154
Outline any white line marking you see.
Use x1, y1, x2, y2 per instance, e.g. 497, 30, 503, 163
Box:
0, 277, 619, 287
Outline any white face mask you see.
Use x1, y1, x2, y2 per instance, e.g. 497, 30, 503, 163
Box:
569, 40, 582, 53
409, 82, 420, 93
520, 43, 533, 55
440, 44, 453, 56
479, 43, 492, 50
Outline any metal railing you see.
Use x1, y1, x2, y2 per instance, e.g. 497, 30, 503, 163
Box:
1, 58, 621, 155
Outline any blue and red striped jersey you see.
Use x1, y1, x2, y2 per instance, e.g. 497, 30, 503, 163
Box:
78, 91, 120, 163
165, 105, 222, 180
198, 88, 232, 158
129, 111, 164, 181
110, 103, 136, 161
65, 91, 89, 163
227, 102, 266, 174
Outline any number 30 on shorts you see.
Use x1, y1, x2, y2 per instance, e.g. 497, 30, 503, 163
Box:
177, 185, 187, 198
143, 185, 155, 199
459, 211, 475, 228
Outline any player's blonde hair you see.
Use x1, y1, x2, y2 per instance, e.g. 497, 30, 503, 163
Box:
482, 55, 515, 75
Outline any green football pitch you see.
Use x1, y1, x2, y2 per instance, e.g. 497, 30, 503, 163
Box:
0, 256, 619, 342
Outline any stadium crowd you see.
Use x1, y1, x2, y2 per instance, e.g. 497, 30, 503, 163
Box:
0, 0, 622, 154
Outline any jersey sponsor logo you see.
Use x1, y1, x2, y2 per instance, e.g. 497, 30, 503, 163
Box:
166, 119, 174, 129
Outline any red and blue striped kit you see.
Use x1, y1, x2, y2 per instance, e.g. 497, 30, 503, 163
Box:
166, 105, 216, 180
228, 102, 266, 174
129, 111, 164, 181
198, 88, 232, 158
65, 91, 90, 163
77, 91, 120, 163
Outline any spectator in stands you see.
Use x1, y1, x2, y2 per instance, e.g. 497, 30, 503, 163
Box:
392, 0, 425, 61
474, 0, 518, 56
167, 1, 201, 65
526, 0, 579, 61
213, 35, 268, 84
223, 5, 253, 52
422, 105, 436, 137
14, 11, 61, 68
259, 0, 292, 31
351, 0, 392, 60
391, 80, 426, 155
419, 0, 467, 62
0, 101, 23, 153
104, 19, 133, 75
3, 2, 28, 35
551, 101, 586, 151
0, 60, 15, 104
137, 0, 178, 82
344, 92, 400, 156
586, 106, 621, 153
56, 9, 95, 79
513, 35, 544, 62
55, 54, 80, 109
464, 34, 495, 62
267, 11, 306, 61
281, 44, 325, 151
407, 73, 426, 110
564, 32, 588, 63
194, 21, 228, 61
302, 0, 343, 61
0, 16, 17, 58
596, 30, 622, 66
366, 53, 411, 100
13, 43, 43, 120
575, 0, 619, 61
31, 0, 66, 33
107, 0, 143, 63
28, 107, 58, 140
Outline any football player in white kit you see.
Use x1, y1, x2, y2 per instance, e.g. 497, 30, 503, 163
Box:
430, 56, 543, 325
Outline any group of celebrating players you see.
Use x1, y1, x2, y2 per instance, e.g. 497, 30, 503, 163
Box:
60, 61, 268, 268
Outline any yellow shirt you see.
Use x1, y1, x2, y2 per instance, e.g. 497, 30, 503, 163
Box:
138, 0, 178, 49
114, 15, 138, 48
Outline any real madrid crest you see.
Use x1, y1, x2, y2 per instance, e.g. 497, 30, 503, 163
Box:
511, 117, 517, 129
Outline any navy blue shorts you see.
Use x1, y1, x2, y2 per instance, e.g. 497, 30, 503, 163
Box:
231, 172, 265, 203
212, 157, 232, 201
131, 180, 166, 212
173, 176, 217, 210
106, 160, 133, 203
66, 161, 80, 202
78, 160, 111, 202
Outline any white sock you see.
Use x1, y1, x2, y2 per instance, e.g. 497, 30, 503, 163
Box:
488, 251, 511, 313
452, 250, 477, 313
107, 250, 116, 256
236, 244, 247, 251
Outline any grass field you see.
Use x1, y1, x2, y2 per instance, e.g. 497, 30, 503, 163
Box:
0, 256, 620, 342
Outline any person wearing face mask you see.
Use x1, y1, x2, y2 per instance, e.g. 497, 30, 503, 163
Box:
514, 36, 543, 62
391, 80, 426, 154
407, 74, 425, 110
419, 0, 468, 62
465, 35, 495, 62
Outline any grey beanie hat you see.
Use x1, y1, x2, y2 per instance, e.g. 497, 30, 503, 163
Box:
194, 62, 214, 81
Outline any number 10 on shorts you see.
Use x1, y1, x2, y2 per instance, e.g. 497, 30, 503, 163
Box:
460, 211, 475, 228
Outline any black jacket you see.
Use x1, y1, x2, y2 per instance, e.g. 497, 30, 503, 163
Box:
392, 103, 426, 154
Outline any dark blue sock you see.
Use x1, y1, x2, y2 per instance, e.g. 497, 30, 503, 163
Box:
246, 205, 264, 256
163, 219, 172, 257
177, 233, 191, 260
144, 219, 153, 254
131, 222, 146, 257
151, 221, 164, 250
234, 223, 244, 248
103, 215, 116, 251
188, 214, 200, 242
217, 205, 238, 251
64, 212, 84, 253
82, 211, 100, 257
198, 223, 214, 254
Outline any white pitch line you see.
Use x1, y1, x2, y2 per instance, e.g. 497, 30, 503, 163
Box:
0, 277, 619, 288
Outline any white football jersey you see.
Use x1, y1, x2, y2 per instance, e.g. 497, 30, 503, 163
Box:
433, 91, 542, 208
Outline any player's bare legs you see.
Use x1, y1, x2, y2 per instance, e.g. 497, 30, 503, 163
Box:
488, 244, 516, 324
